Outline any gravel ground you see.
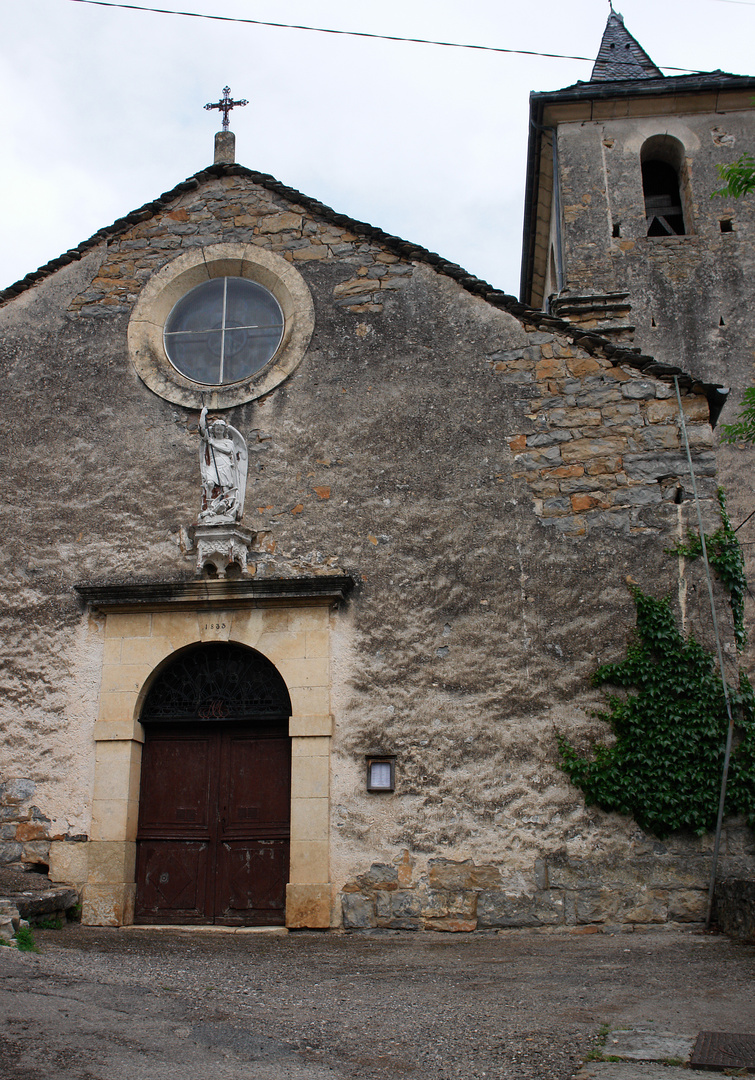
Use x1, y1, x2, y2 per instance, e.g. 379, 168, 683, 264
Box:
1, 924, 753, 1080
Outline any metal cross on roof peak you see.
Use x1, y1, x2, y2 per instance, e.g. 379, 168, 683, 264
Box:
204, 86, 248, 132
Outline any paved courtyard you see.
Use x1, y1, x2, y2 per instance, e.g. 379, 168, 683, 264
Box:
1, 925, 753, 1079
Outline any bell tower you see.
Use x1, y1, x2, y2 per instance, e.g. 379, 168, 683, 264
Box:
520, 11, 755, 400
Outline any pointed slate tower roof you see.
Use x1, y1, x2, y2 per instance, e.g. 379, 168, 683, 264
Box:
591, 10, 663, 81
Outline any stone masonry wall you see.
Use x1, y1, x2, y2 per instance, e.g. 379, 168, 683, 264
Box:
554, 109, 755, 397
713, 878, 755, 942
0, 167, 748, 930
551, 107, 755, 674
342, 826, 755, 932
65, 176, 412, 321
499, 337, 714, 536
0, 778, 85, 871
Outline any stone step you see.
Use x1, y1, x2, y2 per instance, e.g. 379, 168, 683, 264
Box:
1, 887, 79, 925
575, 1026, 755, 1078
601, 1029, 694, 1062
576, 1066, 719, 1080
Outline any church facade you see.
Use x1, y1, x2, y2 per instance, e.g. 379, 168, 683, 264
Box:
1, 17, 753, 931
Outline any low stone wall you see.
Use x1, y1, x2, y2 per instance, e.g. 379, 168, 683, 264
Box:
0, 779, 52, 870
0, 779, 89, 876
713, 878, 755, 942
340, 851, 754, 932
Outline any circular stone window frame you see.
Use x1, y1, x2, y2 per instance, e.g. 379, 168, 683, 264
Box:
127, 243, 315, 410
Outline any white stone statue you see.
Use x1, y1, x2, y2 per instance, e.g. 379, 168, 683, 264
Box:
198, 407, 248, 524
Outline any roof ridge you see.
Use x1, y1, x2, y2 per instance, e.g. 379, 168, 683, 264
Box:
0, 162, 476, 304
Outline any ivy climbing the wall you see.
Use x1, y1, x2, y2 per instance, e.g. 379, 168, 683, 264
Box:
671, 487, 747, 651
558, 588, 755, 838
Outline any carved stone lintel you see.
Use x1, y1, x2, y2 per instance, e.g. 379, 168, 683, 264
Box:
194, 524, 255, 578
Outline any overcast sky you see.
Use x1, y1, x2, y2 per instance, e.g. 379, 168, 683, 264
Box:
1, 0, 753, 297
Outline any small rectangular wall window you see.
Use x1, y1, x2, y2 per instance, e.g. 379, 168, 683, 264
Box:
366, 756, 396, 793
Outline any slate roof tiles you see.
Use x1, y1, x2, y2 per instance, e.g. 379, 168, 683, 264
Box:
591, 11, 664, 82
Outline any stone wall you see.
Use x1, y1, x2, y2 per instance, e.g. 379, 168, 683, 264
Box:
342, 828, 755, 931
555, 110, 755, 395
0, 779, 54, 871
0, 778, 90, 880
65, 177, 414, 321
550, 107, 755, 673
499, 336, 713, 536
0, 166, 749, 929
713, 878, 755, 942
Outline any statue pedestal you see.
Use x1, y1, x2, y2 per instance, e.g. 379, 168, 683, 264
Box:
194, 524, 255, 578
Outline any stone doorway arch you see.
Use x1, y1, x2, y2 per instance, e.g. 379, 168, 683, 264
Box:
135, 643, 291, 925
63, 576, 353, 928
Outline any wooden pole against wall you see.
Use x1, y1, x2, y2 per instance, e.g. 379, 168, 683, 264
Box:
674, 377, 736, 930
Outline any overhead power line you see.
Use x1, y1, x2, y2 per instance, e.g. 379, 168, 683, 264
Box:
66, 0, 698, 72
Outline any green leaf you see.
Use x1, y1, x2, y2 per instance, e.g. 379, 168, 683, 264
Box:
713, 152, 755, 199
557, 584, 755, 839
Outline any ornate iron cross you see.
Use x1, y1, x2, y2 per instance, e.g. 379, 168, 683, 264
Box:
204, 87, 248, 132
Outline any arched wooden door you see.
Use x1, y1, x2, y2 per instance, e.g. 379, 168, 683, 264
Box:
134, 643, 291, 925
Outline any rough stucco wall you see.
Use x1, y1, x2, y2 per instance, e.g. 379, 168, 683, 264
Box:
1, 251, 110, 859
1, 173, 750, 926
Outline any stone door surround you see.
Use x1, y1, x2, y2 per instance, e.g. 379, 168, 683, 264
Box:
66, 577, 353, 928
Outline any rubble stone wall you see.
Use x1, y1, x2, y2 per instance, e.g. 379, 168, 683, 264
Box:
0, 779, 53, 870
342, 830, 755, 931
555, 110, 755, 393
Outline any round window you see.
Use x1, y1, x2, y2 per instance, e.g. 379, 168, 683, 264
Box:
163, 277, 284, 385
128, 244, 315, 409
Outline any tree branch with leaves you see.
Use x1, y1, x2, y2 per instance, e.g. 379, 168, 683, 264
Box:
714, 151, 755, 199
